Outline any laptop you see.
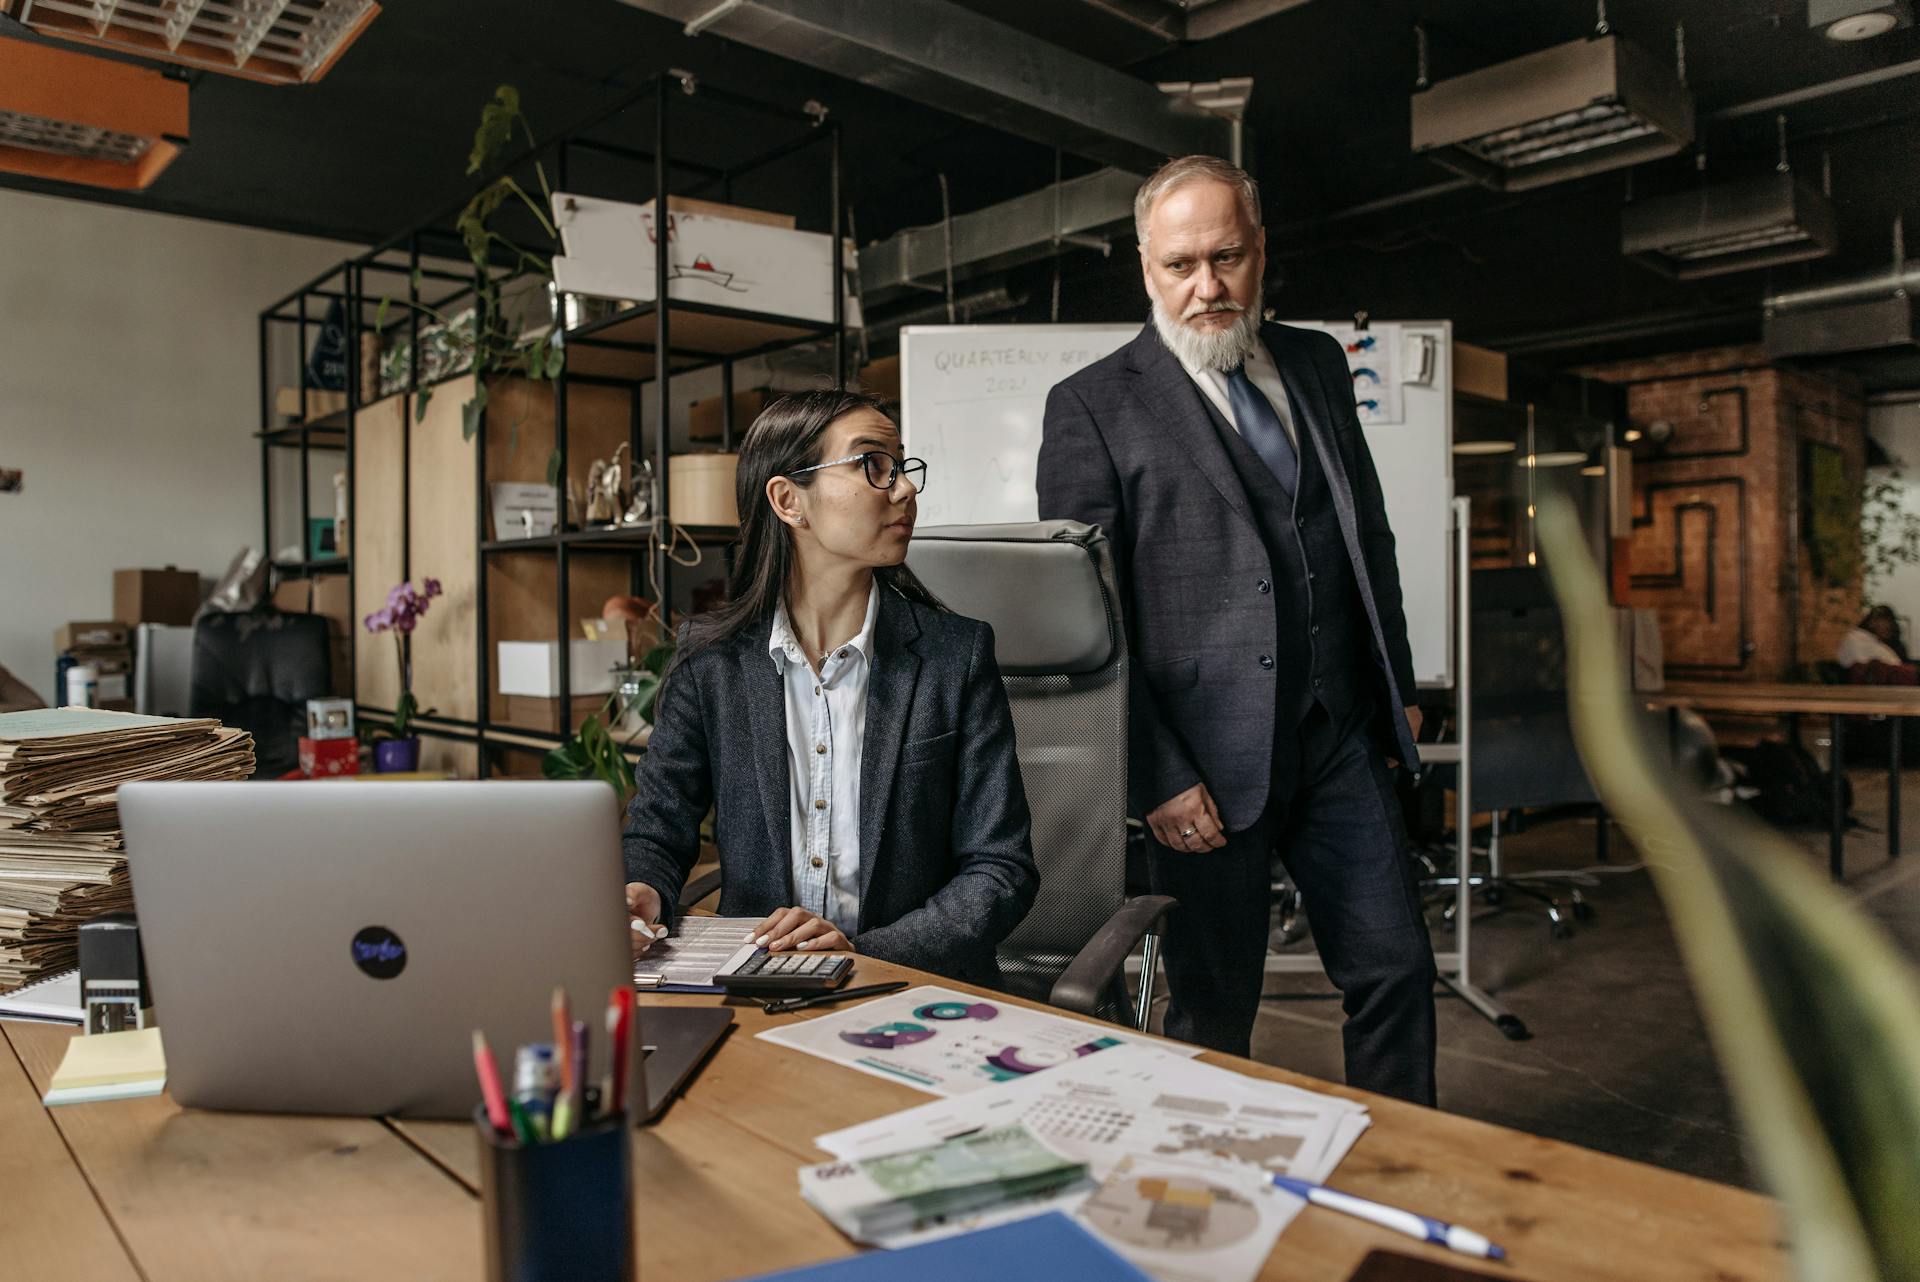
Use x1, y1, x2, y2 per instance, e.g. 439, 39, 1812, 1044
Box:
119, 780, 730, 1121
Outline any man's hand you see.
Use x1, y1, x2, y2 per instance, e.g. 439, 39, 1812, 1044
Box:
749, 906, 855, 954
1147, 782, 1228, 853
626, 882, 666, 957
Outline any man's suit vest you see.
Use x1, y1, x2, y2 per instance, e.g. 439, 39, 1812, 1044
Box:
1194, 364, 1371, 772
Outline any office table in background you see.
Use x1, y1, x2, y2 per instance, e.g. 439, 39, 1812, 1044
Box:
2, 957, 1786, 1281
1647, 681, 1920, 881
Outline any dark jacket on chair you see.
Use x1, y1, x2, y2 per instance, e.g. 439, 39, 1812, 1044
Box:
622, 589, 1040, 986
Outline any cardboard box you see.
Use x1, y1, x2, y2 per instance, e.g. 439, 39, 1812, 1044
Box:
553, 193, 861, 328
494, 692, 608, 732
497, 638, 629, 697
56, 621, 128, 652
273, 576, 352, 639
689, 389, 770, 443
274, 387, 350, 422
856, 355, 900, 402
1455, 342, 1508, 402
668, 453, 739, 527
70, 647, 132, 676
641, 195, 796, 230
113, 567, 200, 627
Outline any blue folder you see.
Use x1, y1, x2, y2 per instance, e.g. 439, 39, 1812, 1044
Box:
738, 1212, 1153, 1281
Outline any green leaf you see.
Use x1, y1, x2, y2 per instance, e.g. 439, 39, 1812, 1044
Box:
544, 341, 564, 379
375, 296, 391, 331
410, 266, 423, 297
546, 447, 561, 487
460, 381, 489, 440
525, 336, 546, 381
414, 384, 434, 419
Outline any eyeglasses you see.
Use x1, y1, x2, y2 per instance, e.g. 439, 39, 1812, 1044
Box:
788, 451, 928, 492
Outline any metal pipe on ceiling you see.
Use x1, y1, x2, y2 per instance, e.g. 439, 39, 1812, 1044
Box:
617, 0, 1235, 171
1708, 55, 1920, 122
1764, 266, 1920, 314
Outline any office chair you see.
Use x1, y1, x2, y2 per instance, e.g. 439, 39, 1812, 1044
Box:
189, 609, 331, 778
679, 522, 1175, 1030
1425, 569, 1604, 937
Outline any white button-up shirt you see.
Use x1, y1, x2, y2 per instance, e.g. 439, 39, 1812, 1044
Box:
1169, 333, 1299, 449
767, 582, 880, 935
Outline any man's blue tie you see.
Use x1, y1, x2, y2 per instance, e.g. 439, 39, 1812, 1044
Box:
1225, 364, 1298, 495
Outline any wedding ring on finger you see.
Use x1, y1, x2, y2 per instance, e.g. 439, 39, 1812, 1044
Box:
1179, 826, 1198, 838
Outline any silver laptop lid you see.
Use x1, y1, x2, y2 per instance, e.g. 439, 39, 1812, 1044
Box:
119, 780, 632, 1119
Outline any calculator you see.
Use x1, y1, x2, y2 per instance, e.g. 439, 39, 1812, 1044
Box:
714, 948, 854, 995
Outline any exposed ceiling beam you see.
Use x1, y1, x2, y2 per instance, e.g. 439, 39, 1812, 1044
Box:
1185, 0, 1316, 42
860, 167, 1142, 303
618, 0, 1236, 171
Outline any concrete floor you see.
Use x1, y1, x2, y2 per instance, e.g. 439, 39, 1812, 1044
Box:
1180, 767, 1920, 1192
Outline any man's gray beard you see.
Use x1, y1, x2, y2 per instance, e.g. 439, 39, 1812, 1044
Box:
1149, 293, 1263, 372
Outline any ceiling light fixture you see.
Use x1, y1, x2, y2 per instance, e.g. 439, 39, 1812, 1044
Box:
1453, 440, 1519, 455
1809, 0, 1912, 41
1518, 451, 1590, 468
5, 0, 380, 85
1411, 17, 1693, 192
0, 40, 186, 190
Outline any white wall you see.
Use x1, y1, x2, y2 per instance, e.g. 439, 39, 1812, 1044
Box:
1866, 401, 1920, 640
0, 189, 354, 703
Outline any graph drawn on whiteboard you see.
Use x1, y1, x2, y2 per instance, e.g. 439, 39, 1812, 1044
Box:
901, 324, 1136, 527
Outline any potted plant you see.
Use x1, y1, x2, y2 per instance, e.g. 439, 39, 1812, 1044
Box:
363, 578, 442, 772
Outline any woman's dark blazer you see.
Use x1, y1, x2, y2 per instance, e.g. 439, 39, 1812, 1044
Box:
622, 587, 1039, 985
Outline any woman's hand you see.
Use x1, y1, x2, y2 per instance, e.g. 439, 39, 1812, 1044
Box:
627, 882, 667, 957
749, 906, 855, 954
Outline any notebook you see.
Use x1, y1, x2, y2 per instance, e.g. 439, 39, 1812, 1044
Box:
736, 1212, 1154, 1282
42, 1026, 167, 1106
0, 967, 82, 1025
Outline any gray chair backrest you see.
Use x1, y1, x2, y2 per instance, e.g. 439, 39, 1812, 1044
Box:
906, 521, 1128, 1003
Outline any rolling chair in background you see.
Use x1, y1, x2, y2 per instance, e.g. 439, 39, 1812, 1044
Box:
679, 521, 1175, 1029
1426, 568, 1604, 937
189, 610, 331, 778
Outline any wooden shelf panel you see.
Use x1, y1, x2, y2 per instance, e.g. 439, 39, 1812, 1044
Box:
564, 301, 830, 381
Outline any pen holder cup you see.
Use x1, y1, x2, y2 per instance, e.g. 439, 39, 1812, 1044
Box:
475, 1108, 632, 1282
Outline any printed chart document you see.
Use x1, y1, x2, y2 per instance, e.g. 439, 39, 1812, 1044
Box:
632, 915, 761, 991
757, 985, 1199, 1096
812, 1043, 1372, 1282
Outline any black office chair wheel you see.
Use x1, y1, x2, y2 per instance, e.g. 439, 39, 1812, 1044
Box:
1495, 1014, 1532, 1041
1571, 896, 1595, 923
1550, 919, 1574, 940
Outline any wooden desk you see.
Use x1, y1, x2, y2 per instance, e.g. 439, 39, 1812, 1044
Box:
1647, 681, 1920, 881
5, 960, 1787, 1281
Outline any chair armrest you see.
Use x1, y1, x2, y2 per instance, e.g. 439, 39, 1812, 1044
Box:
1048, 894, 1177, 1017
680, 869, 723, 909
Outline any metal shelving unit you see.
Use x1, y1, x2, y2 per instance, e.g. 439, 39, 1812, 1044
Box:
259, 72, 848, 778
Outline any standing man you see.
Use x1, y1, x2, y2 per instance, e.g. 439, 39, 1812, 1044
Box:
1037, 155, 1436, 1105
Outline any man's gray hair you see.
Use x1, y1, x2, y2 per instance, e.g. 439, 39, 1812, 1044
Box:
1134, 155, 1262, 249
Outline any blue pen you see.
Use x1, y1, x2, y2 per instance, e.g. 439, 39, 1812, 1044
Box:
1269, 1174, 1507, 1261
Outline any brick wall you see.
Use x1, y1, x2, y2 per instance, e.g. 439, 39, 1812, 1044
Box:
1580, 345, 1865, 682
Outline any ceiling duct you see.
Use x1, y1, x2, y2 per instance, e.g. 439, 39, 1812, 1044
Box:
5, 0, 379, 85
1411, 35, 1693, 192
1623, 170, 1837, 279
616, 0, 1236, 171
0, 38, 186, 189
859, 167, 1141, 306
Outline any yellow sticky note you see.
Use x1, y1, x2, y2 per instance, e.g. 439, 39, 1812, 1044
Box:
44, 1027, 167, 1105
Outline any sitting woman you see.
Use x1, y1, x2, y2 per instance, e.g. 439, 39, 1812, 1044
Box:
1837, 605, 1916, 683
622, 389, 1039, 985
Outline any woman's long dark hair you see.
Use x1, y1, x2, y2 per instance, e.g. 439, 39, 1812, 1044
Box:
667, 389, 945, 678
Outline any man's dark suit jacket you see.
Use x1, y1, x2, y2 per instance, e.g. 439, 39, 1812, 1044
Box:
1037, 322, 1419, 833
622, 588, 1040, 985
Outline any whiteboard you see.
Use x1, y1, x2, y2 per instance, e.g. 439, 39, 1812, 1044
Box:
901, 322, 1455, 687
